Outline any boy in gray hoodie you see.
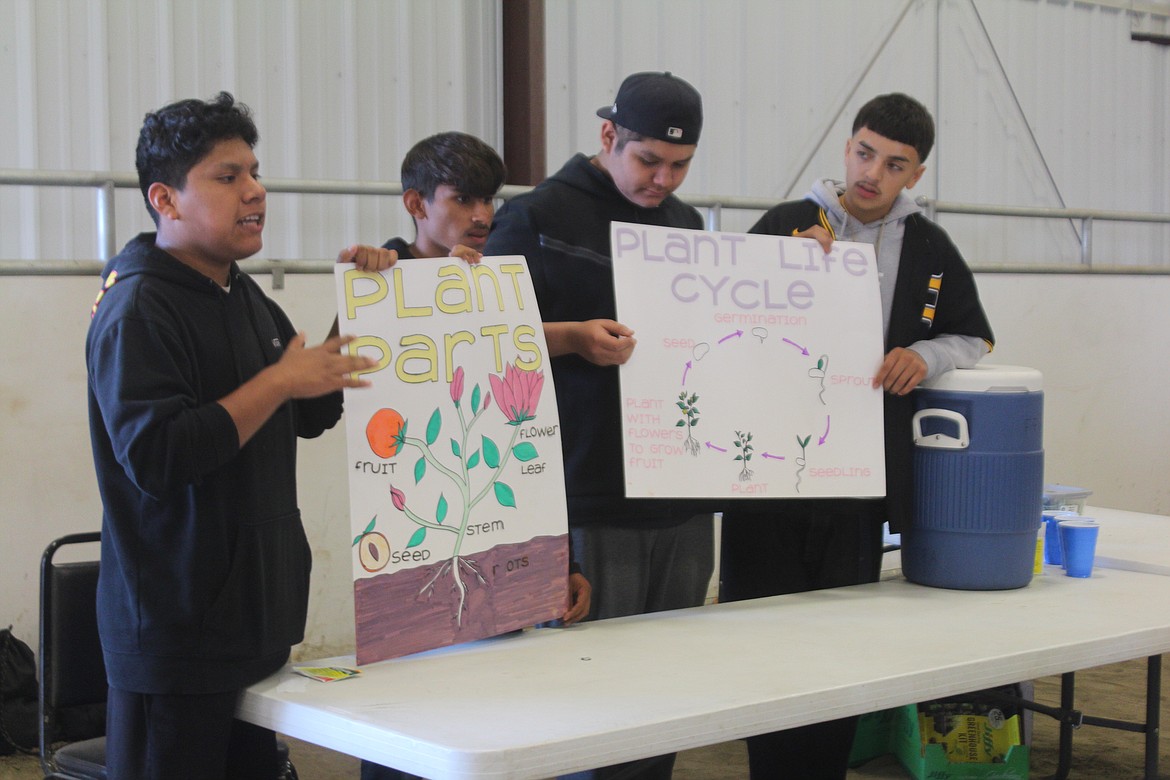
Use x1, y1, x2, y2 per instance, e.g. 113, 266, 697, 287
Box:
719, 92, 994, 780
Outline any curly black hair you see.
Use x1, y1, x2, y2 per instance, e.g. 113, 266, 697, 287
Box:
135, 91, 259, 225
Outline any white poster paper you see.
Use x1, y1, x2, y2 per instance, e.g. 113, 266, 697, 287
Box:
336, 256, 569, 663
612, 222, 886, 499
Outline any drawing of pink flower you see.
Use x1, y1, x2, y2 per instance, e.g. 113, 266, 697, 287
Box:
390, 485, 407, 511
489, 362, 543, 425
450, 366, 465, 406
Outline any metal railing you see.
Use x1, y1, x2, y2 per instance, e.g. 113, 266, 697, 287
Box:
3, 168, 1169, 276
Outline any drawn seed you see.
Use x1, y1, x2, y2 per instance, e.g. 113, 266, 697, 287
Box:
358, 531, 391, 572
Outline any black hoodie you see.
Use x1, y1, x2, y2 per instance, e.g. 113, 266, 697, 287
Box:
86, 232, 341, 694
485, 154, 703, 525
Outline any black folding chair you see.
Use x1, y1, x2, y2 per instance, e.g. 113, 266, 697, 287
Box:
39, 532, 106, 779
38, 532, 298, 779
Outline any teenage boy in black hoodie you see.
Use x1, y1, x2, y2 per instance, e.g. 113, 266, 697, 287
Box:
484, 71, 710, 780
86, 91, 395, 779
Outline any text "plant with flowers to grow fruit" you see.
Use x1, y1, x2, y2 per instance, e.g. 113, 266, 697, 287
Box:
354, 361, 545, 625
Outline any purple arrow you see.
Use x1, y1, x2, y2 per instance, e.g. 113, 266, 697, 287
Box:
782, 338, 810, 356
681, 360, 692, 385
761, 452, 785, 460
705, 441, 728, 453
718, 329, 744, 345
818, 415, 831, 445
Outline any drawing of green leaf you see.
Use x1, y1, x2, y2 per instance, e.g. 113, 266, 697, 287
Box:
483, 435, 500, 468
426, 408, 441, 445
352, 534, 362, 546
471, 384, 481, 414
512, 442, 539, 461
451, 438, 461, 458
675, 420, 686, 427
467, 450, 481, 469
691, 418, 699, 427
414, 457, 426, 484
364, 516, 377, 534
436, 494, 448, 524
735, 455, 743, 461
406, 527, 426, 549
494, 481, 516, 507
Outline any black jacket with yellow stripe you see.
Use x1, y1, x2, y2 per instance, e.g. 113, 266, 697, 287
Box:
750, 199, 995, 531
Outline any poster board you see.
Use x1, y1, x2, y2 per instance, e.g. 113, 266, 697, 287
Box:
335, 256, 569, 664
611, 222, 886, 499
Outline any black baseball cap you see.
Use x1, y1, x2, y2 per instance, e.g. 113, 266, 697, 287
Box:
595, 71, 703, 145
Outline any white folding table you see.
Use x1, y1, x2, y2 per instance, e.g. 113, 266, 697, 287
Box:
240, 528, 1170, 779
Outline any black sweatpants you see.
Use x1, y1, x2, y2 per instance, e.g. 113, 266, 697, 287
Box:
719, 500, 886, 780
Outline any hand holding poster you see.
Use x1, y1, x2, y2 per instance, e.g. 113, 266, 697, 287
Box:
336, 256, 569, 664
611, 222, 886, 499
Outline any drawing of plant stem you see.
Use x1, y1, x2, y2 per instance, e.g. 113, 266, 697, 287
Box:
374, 361, 544, 626
733, 430, 754, 481
808, 354, 829, 405
676, 391, 701, 455
795, 434, 811, 493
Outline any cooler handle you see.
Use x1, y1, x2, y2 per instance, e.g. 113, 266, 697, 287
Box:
912, 408, 970, 449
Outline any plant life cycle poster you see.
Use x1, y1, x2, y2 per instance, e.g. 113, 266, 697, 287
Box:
612, 222, 886, 499
335, 256, 569, 664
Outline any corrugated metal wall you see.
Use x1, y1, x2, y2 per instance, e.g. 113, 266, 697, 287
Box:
546, 0, 1170, 263
1, 0, 501, 261
3, 0, 1168, 265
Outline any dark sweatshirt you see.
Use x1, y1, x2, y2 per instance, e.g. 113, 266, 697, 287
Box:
86, 232, 340, 694
484, 154, 703, 525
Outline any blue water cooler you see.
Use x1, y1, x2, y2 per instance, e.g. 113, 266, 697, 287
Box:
902, 364, 1044, 590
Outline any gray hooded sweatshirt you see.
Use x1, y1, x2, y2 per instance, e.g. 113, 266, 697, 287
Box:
807, 178, 988, 379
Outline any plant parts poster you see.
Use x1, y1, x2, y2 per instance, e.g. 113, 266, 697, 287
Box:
612, 222, 886, 499
336, 257, 569, 664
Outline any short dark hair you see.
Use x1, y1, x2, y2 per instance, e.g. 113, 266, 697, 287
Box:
852, 93, 935, 163
612, 123, 646, 154
400, 132, 507, 201
135, 91, 259, 225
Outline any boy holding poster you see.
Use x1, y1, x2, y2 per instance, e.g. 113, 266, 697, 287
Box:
87, 92, 395, 778
719, 93, 995, 779
381, 131, 505, 261
375, 130, 591, 625
359, 132, 589, 780
485, 71, 711, 780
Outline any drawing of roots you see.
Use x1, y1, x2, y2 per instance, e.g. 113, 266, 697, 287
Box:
419, 555, 487, 623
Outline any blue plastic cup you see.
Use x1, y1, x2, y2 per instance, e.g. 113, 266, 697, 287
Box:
1059, 519, 1100, 578
1042, 511, 1077, 566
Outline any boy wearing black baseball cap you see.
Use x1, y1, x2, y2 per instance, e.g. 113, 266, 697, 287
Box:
484, 71, 709, 779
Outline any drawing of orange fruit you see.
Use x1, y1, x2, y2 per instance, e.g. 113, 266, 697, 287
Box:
366, 408, 405, 458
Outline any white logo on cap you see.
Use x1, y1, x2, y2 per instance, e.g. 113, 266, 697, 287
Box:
667, 126, 683, 138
